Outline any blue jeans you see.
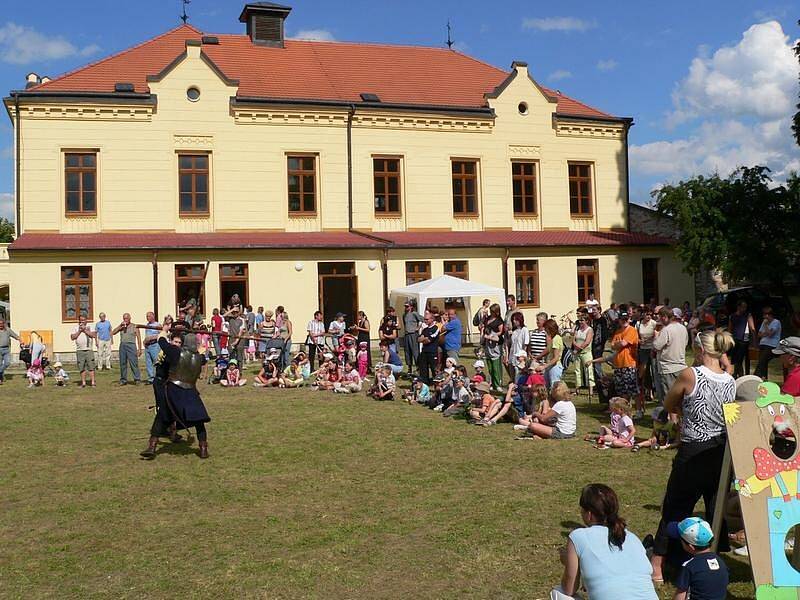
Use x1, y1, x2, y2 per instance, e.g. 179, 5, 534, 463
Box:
0, 347, 9, 381
119, 342, 141, 383
145, 343, 160, 382
386, 363, 402, 376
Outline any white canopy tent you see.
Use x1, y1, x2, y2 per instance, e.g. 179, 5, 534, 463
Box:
389, 275, 506, 341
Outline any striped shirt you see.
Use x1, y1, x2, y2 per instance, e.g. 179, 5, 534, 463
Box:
529, 328, 548, 359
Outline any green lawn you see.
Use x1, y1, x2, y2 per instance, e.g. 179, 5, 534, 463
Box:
1, 364, 757, 599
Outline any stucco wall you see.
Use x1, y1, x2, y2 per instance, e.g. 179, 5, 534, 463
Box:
15, 54, 627, 235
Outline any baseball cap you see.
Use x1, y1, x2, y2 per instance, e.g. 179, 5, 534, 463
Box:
773, 336, 800, 358
473, 359, 485, 368
53, 361, 63, 369
667, 517, 714, 548
618, 310, 630, 320
335, 312, 345, 318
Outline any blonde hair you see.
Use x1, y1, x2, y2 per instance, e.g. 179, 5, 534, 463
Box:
695, 328, 734, 359
550, 381, 570, 403
609, 396, 631, 416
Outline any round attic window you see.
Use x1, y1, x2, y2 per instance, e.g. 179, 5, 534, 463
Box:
518, 102, 529, 115
187, 86, 201, 102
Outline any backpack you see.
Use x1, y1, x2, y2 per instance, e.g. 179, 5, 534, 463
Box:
19, 346, 31, 366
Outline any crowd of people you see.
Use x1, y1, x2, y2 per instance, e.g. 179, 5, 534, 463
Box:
7, 288, 800, 599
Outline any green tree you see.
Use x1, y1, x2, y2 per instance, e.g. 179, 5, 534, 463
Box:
653, 166, 800, 288
0, 218, 14, 243
794, 20, 800, 147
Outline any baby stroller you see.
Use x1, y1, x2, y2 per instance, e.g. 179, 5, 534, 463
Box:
335, 333, 357, 368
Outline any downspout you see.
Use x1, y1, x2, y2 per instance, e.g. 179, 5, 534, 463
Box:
14, 95, 21, 237
152, 250, 159, 320
502, 247, 510, 298
623, 119, 633, 231
381, 248, 389, 312
346, 103, 355, 231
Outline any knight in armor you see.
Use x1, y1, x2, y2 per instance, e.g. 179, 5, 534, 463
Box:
140, 328, 211, 460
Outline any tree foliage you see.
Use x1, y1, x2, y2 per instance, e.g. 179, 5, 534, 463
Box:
0, 218, 14, 243
653, 166, 800, 287
794, 20, 800, 148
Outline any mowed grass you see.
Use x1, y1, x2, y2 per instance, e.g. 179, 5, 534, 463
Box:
2, 366, 756, 599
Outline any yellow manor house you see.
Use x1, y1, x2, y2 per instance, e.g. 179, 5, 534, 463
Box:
3, 2, 692, 354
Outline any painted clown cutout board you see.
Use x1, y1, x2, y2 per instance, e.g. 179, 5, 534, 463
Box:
726, 381, 800, 599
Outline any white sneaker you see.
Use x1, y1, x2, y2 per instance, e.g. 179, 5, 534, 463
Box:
433, 404, 444, 412
513, 424, 529, 431
733, 545, 749, 557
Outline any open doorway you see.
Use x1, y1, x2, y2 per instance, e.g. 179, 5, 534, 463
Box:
318, 262, 357, 327
219, 263, 248, 309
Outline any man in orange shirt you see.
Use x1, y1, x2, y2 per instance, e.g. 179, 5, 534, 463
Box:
610, 308, 640, 400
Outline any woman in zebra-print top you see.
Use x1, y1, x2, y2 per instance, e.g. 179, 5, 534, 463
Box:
650, 328, 735, 583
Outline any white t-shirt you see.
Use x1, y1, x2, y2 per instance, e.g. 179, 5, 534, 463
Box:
636, 319, 657, 350
71, 324, 94, 351
552, 400, 577, 435
329, 320, 346, 337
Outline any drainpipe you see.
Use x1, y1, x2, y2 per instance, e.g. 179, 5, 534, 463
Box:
623, 119, 634, 231
152, 250, 159, 320
381, 248, 389, 312
502, 247, 510, 297
14, 95, 21, 237
346, 103, 355, 231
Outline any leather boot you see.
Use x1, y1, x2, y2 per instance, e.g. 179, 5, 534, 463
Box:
140, 436, 158, 460
198, 441, 209, 459
168, 424, 183, 443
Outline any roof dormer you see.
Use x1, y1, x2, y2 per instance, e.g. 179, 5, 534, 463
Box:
239, 2, 292, 47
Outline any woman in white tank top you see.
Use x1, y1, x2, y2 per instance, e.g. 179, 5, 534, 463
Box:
650, 329, 735, 583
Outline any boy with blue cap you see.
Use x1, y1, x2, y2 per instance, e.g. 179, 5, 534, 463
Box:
668, 517, 728, 600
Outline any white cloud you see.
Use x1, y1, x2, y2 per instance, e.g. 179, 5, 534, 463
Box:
0, 193, 13, 221
631, 21, 800, 185
667, 21, 797, 126
596, 59, 618, 71
547, 69, 572, 81
290, 29, 335, 42
522, 17, 596, 32
0, 23, 99, 65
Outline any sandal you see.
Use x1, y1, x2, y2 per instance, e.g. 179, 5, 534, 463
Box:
631, 445, 641, 453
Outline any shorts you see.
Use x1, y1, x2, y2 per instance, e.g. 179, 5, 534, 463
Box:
613, 367, 639, 398
658, 369, 681, 403
552, 428, 575, 440
76, 349, 96, 372
613, 433, 635, 447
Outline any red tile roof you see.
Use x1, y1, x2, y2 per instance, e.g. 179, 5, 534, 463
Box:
25, 25, 616, 120
9, 230, 669, 252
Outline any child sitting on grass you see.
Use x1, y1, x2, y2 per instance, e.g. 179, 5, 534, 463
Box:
468, 381, 498, 423
668, 517, 729, 600
221, 358, 247, 387
212, 349, 229, 384
632, 407, 679, 452
512, 381, 576, 439
443, 376, 471, 416
472, 359, 486, 383
515, 383, 549, 428
254, 348, 281, 387
404, 377, 431, 405
278, 358, 305, 388
53, 361, 69, 386
313, 359, 341, 391
334, 362, 363, 394
368, 365, 395, 400
587, 396, 636, 449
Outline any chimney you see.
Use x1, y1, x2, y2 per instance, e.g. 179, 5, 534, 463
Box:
239, 2, 291, 47
25, 72, 40, 88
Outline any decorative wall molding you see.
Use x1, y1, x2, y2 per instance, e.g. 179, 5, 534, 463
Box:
21, 104, 153, 122
173, 134, 214, 148
353, 114, 492, 133
507, 144, 541, 157
555, 120, 624, 139
233, 110, 347, 127
232, 108, 493, 132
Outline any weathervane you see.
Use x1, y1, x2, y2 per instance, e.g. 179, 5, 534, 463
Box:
446, 20, 454, 49
180, 0, 191, 24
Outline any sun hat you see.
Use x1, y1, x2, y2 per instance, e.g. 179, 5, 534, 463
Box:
53, 361, 62, 369
773, 337, 800, 358
667, 517, 714, 548
221, 348, 229, 355
473, 359, 485, 368
474, 381, 491, 393
229, 358, 238, 365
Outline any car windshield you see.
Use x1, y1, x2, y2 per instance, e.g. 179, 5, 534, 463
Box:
700, 293, 723, 309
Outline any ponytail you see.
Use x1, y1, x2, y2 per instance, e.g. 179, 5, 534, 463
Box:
696, 328, 734, 359
579, 483, 627, 551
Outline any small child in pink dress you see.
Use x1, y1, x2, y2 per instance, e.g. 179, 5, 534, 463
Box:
356, 341, 369, 379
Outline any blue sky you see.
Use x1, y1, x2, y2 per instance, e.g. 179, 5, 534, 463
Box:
0, 0, 797, 219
